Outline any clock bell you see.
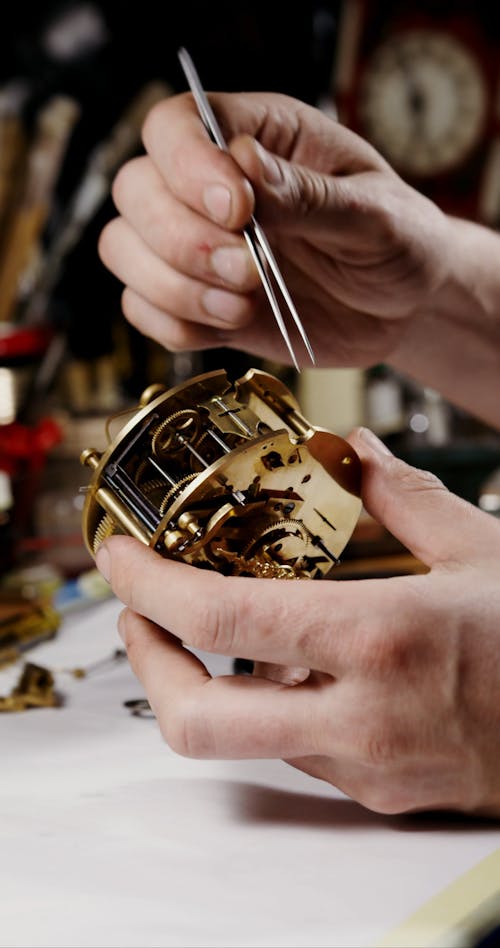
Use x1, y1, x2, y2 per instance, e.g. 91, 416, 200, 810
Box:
80, 367, 362, 580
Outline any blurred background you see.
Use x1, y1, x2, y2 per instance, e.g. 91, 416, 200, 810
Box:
1, 0, 500, 645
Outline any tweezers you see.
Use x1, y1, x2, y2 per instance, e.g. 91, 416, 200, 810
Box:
177, 46, 315, 372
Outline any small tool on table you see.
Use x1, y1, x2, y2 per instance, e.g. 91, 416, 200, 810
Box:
177, 46, 315, 372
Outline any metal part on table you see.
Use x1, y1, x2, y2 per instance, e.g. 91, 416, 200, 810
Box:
0, 595, 60, 669
177, 47, 315, 373
80, 367, 362, 580
0, 662, 59, 711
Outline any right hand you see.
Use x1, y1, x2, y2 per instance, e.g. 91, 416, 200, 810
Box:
98, 90, 454, 368
97, 427, 500, 817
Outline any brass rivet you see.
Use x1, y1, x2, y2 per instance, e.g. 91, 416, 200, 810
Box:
80, 448, 101, 469
341, 456, 352, 465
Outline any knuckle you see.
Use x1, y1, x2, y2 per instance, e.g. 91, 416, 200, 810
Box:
286, 165, 329, 219
141, 98, 170, 149
388, 457, 447, 496
358, 712, 412, 769
121, 291, 152, 338
97, 218, 117, 263
186, 581, 238, 655
357, 783, 410, 816
142, 202, 178, 261
362, 627, 412, 679
121, 287, 137, 321
122, 625, 142, 668
296, 625, 328, 667
117, 562, 143, 612
117, 607, 136, 649
160, 698, 214, 758
369, 200, 399, 242
163, 331, 191, 353
111, 160, 133, 208
363, 728, 399, 767
150, 313, 211, 354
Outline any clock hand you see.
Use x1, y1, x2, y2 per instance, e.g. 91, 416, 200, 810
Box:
394, 50, 429, 140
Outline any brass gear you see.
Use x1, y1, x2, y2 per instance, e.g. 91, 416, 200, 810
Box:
243, 518, 309, 563
159, 472, 198, 516
92, 511, 116, 553
151, 409, 201, 457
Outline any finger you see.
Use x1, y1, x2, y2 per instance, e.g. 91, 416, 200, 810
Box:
122, 608, 460, 798
142, 92, 386, 232
228, 131, 393, 236
119, 608, 319, 759
111, 156, 259, 292
97, 536, 415, 675
348, 427, 496, 566
121, 285, 299, 366
142, 93, 255, 230
98, 216, 255, 330
121, 288, 234, 352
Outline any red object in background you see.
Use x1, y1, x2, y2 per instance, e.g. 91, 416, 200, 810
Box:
0, 417, 63, 548
0, 417, 62, 475
0, 324, 53, 362
0, 322, 62, 571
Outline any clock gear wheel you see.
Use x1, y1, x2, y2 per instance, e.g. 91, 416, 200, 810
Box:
80, 367, 362, 581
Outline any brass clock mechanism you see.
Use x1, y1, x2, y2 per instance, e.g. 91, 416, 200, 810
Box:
80, 368, 362, 580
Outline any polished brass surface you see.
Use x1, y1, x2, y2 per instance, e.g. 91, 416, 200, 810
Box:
80, 368, 362, 580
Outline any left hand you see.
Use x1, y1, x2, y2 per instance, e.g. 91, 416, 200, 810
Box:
95, 427, 500, 816
98, 91, 451, 370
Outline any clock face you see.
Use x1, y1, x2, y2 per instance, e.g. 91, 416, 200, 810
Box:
358, 29, 488, 177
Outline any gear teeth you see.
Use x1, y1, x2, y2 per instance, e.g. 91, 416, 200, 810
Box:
92, 512, 116, 553
151, 408, 201, 456
159, 472, 198, 515
242, 518, 308, 558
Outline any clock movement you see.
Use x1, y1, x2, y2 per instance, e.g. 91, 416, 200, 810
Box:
80, 367, 362, 580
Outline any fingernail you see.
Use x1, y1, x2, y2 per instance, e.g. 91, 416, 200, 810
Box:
255, 141, 282, 185
211, 246, 251, 286
202, 287, 246, 322
95, 544, 111, 582
203, 184, 232, 224
358, 427, 392, 456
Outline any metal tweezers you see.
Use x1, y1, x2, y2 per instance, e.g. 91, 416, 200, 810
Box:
177, 46, 315, 372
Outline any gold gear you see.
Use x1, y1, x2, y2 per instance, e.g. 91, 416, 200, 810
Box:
159, 472, 198, 516
243, 518, 309, 561
92, 511, 116, 553
151, 409, 201, 457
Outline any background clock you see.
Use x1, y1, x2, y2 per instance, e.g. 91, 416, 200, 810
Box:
358, 29, 487, 178
330, 0, 500, 225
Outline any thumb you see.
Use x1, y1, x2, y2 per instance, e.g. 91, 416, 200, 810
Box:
229, 134, 355, 232
348, 427, 491, 568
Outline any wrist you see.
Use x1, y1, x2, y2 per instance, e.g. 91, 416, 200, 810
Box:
389, 216, 500, 427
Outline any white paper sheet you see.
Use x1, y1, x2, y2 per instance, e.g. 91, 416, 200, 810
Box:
1, 597, 498, 947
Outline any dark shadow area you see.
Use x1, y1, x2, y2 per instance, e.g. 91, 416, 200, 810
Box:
231, 781, 500, 834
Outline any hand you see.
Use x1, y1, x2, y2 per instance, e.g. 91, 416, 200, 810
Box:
98, 91, 453, 369
95, 427, 500, 816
